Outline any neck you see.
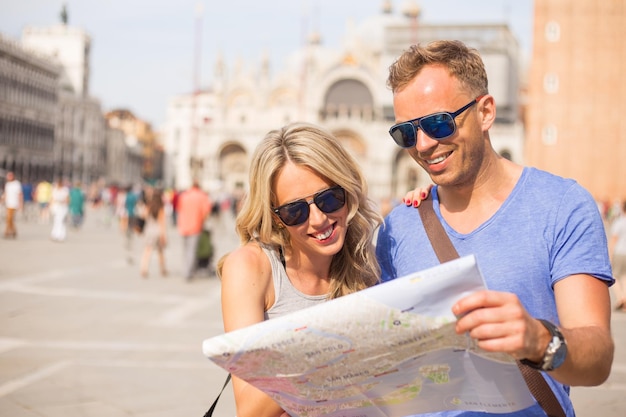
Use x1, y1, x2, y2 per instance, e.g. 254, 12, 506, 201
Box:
438, 156, 523, 233
284, 250, 332, 294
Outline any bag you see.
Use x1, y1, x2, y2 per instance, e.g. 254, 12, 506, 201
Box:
132, 216, 145, 234
203, 374, 231, 417
196, 229, 214, 260
417, 197, 565, 417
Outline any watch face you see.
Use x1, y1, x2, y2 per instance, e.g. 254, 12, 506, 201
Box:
551, 341, 568, 369
538, 319, 568, 371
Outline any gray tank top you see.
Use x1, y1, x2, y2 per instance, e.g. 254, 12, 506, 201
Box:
260, 243, 328, 320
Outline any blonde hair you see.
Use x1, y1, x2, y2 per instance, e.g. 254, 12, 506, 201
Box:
388, 40, 488, 97
219, 122, 381, 299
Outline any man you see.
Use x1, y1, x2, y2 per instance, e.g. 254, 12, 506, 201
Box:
376, 40, 613, 416
2, 171, 23, 239
176, 180, 212, 280
21, 181, 34, 221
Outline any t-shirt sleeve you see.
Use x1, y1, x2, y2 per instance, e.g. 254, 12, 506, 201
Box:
375, 220, 397, 282
551, 183, 613, 286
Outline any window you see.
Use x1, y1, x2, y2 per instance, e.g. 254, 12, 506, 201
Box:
545, 21, 560, 43
543, 73, 559, 94
542, 124, 558, 145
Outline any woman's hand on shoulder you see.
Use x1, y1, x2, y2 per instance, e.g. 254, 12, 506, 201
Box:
402, 184, 433, 208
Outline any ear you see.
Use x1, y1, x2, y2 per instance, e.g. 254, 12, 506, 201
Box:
479, 94, 496, 131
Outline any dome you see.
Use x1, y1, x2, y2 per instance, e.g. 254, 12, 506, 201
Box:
348, 9, 409, 53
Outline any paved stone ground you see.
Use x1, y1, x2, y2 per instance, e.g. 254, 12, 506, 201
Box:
0, 206, 238, 417
0, 205, 624, 416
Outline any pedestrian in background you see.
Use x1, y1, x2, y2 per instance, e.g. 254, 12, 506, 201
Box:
21, 180, 34, 221
2, 171, 23, 239
139, 188, 168, 278
35, 179, 52, 224
176, 180, 212, 281
50, 179, 69, 242
122, 185, 139, 264
609, 200, 626, 311
69, 181, 86, 229
170, 188, 180, 226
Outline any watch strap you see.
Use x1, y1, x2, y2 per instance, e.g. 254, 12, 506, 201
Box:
520, 319, 566, 371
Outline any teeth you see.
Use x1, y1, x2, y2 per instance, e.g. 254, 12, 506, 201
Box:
314, 227, 333, 240
427, 154, 448, 164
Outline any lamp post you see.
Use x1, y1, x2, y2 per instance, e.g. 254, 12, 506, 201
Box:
190, 2, 203, 181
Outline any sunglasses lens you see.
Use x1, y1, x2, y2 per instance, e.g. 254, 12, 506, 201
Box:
315, 187, 346, 214
277, 202, 309, 226
420, 113, 455, 139
389, 123, 416, 148
274, 187, 346, 226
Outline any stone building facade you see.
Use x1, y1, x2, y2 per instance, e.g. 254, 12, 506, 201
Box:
105, 109, 162, 184
22, 24, 107, 185
162, 4, 525, 208
0, 21, 145, 189
0, 33, 60, 183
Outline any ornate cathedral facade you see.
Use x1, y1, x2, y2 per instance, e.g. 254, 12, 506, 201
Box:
162, 3, 524, 208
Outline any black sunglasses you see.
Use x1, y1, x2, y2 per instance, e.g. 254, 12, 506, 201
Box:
273, 186, 346, 226
389, 96, 484, 148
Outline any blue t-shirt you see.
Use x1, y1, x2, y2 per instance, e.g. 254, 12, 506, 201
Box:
376, 167, 613, 417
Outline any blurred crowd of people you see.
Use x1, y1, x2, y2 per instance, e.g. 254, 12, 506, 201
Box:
1, 173, 87, 241
1, 171, 248, 283
5, 170, 626, 307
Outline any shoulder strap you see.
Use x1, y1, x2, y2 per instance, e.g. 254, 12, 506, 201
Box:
417, 197, 566, 417
517, 363, 567, 417
417, 198, 459, 262
203, 374, 231, 417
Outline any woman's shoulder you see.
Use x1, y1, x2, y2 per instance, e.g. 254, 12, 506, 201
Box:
221, 242, 275, 304
222, 242, 271, 276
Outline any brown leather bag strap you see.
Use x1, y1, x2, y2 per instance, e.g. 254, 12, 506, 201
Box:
517, 363, 566, 417
417, 196, 566, 417
417, 198, 459, 262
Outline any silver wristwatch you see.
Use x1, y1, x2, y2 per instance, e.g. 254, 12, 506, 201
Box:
520, 319, 568, 372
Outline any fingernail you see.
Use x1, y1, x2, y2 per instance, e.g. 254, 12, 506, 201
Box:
413, 200, 419, 207
420, 191, 427, 199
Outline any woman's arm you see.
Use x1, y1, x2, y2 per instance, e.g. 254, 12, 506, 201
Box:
220, 244, 287, 417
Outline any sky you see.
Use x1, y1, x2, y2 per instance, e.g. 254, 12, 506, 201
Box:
0, 0, 534, 130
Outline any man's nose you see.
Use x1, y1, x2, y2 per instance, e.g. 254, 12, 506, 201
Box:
415, 128, 439, 153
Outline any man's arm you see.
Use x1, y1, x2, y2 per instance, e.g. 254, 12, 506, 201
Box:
551, 274, 613, 385
452, 274, 613, 387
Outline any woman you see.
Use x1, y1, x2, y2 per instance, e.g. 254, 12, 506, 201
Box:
50, 179, 69, 242
139, 188, 168, 278
219, 123, 383, 417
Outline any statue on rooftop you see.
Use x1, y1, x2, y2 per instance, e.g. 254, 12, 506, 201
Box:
60, 3, 68, 25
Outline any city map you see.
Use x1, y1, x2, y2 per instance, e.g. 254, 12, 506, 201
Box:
202, 255, 536, 417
